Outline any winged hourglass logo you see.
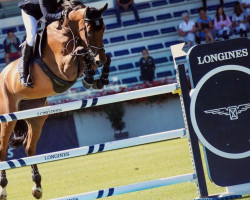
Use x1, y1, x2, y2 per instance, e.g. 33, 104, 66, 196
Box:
204, 103, 250, 120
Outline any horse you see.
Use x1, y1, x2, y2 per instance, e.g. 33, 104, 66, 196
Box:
0, 1, 109, 199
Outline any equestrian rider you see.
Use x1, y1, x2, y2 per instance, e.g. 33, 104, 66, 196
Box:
18, 0, 64, 88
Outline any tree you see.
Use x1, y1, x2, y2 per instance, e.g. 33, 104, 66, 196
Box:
104, 103, 126, 134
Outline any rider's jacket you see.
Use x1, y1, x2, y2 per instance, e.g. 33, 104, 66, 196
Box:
18, 0, 64, 22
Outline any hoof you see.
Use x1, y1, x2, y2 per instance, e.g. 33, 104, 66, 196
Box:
32, 186, 42, 199
0, 195, 6, 200
92, 79, 104, 90
0, 187, 7, 200
82, 78, 93, 89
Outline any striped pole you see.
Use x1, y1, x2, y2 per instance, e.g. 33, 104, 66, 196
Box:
1, 128, 185, 170
52, 173, 196, 200
0, 83, 178, 123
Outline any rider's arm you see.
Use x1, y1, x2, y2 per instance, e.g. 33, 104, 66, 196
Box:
39, 0, 62, 22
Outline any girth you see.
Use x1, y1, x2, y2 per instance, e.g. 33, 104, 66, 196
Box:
34, 57, 76, 93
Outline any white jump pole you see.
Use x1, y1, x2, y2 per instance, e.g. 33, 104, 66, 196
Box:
52, 173, 196, 200
0, 128, 185, 170
0, 83, 178, 123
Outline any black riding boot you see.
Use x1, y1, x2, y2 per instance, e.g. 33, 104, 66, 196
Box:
20, 43, 33, 88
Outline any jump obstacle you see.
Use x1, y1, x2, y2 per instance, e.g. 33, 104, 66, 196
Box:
0, 128, 186, 170
0, 83, 178, 123
1, 39, 250, 200
52, 174, 196, 200
0, 81, 201, 200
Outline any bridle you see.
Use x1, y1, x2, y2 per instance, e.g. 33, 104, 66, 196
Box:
64, 8, 105, 64
80, 10, 105, 54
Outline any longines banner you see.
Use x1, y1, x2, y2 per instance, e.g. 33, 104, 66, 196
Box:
187, 38, 250, 187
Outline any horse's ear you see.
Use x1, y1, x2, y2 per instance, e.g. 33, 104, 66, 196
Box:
99, 3, 108, 13
85, 6, 90, 18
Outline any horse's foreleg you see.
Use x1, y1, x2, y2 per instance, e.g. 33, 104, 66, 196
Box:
62, 47, 85, 80
82, 62, 95, 89
0, 122, 16, 200
100, 54, 111, 85
92, 54, 111, 89
25, 115, 48, 199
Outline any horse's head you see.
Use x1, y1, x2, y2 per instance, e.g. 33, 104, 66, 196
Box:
67, 3, 108, 67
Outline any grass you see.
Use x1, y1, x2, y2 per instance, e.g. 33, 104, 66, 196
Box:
4, 138, 250, 200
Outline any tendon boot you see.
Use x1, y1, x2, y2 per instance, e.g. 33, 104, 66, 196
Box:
82, 63, 95, 89
20, 43, 33, 88
100, 54, 111, 85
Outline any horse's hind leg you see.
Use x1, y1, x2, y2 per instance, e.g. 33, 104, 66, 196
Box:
18, 98, 48, 199
25, 115, 48, 199
0, 121, 16, 200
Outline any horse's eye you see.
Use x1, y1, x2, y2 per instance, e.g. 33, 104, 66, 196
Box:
88, 29, 93, 36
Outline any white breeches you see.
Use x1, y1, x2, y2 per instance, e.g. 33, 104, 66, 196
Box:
21, 10, 38, 46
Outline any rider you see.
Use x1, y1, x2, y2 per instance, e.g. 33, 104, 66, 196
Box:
18, 0, 65, 88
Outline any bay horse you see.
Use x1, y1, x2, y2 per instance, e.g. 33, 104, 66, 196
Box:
0, 1, 109, 199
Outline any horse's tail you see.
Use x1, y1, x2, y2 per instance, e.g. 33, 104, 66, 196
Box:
9, 120, 28, 148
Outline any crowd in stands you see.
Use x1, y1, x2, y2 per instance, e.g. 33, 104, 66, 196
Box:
114, 0, 140, 24
179, 1, 250, 49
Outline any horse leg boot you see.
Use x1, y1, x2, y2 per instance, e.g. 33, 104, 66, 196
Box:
25, 115, 48, 199
100, 54, 111, 85
82, 63, 95, 89
93, 54, 111, 89
0, 122, 16, 200
20, 43, 33, 88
